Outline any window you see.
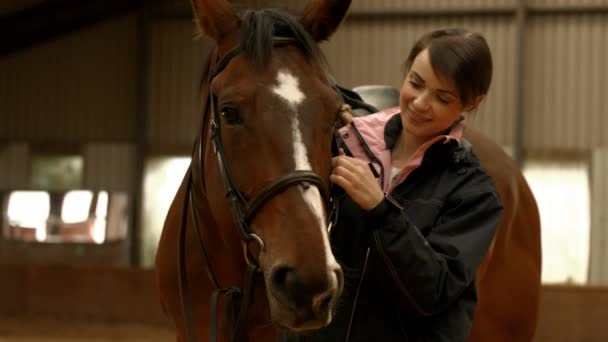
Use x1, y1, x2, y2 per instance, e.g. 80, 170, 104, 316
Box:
62, 191, 94, 224
141, 157, 191, 267
7, 191, 50, 242
31, 155, 83, 190
523, 159, 590, 284
3, 190, 125, 244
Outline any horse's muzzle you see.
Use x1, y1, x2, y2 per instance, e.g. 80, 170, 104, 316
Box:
267, 263, 344, 331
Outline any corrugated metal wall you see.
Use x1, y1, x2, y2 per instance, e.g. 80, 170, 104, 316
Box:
529, 0, 608, 7
322, 2, 608, 149
3, 1, 607, 151
322, 15, 516, 146
83, 143, 136, 191
2, 0, 608, 269
525, 13, 608, 149
350, 0, 516, 11
146, 18, 211, 150
0, 14, 137, 144
0, 0, 46, 14
0, 144, 29, 189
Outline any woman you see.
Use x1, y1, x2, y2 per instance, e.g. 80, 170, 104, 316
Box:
314, 28, 503, 341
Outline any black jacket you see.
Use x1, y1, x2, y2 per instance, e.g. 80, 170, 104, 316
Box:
287, 111, 503, 341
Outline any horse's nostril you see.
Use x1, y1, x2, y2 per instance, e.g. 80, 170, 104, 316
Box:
270, 264, 342, 321
270, 265, 299, 303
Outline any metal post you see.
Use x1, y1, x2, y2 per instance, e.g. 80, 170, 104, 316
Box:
514, 0, 528, 166
130, 4, 150, 267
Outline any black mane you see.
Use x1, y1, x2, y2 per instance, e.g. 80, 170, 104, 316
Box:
238, 9, 326, 68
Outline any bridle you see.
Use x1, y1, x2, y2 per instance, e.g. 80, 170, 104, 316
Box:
177, 37, 345, 342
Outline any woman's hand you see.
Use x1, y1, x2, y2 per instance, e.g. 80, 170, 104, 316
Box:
331, 149, 385, 210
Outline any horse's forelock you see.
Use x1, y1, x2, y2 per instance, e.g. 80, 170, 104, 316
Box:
238, 9, 327, 69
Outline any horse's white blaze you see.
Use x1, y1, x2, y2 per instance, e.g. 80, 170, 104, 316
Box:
272, 69, 338, 271
272, 70, 305, 106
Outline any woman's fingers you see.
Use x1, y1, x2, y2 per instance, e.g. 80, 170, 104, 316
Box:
329, 173, 352, 190
331, 154, 385, 210
339, 105, 354, 126
332, 155, 366, 174
332, 165, 357, 187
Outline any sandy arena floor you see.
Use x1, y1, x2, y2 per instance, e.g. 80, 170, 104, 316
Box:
0, 318, 174, 342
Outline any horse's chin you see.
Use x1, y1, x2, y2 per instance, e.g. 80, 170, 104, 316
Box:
266, 291, 333, 333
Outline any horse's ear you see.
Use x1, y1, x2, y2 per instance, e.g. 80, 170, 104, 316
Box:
190, 0, 239, 42
300, 0, 352, 42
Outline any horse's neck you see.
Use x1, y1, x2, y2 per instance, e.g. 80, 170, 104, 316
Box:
188, 139, 275, 337
189, 154, 241, 285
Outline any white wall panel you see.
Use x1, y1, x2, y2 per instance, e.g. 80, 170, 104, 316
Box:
589, 148, 608, 284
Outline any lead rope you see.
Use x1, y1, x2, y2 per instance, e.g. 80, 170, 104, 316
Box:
178, 167, 200, 342
210, 287, 241, 342
209, 258, 259, 342
178, 165, 256, 342
344, 247, 370, 342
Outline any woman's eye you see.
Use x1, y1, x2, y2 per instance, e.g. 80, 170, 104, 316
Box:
220, 107, 242, 125
437, 96, 450, 104
409, 80, 422, 89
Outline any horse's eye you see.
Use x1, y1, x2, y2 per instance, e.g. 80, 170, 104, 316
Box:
220, 106, 242, 125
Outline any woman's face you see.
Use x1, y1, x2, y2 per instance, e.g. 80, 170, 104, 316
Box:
399, 48, 471, 140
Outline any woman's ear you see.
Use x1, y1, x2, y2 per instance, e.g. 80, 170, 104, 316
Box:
463, 94, 485, 112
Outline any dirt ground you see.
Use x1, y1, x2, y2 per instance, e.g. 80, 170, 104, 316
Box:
0, 318, 174, 342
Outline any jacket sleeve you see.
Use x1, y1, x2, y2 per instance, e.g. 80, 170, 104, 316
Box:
364, 172, 503, 317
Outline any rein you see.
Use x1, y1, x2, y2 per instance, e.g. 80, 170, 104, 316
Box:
177, 37, 346, 342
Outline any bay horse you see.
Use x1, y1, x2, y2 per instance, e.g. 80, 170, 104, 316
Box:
155, 0, 542, 340
352, 87, 542, 342
464, 127, 542, 342
155, 0, 352, 341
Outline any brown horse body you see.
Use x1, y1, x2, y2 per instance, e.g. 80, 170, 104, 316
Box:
465, 128, 542, 342
155, 1, 542, 341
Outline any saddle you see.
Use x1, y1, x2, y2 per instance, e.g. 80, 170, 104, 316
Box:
341, 84, 400, 116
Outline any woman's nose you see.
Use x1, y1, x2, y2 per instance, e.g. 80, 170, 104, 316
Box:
412, 93, 430, 112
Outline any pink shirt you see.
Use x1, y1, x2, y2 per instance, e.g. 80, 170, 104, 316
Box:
339, 106, 464, 193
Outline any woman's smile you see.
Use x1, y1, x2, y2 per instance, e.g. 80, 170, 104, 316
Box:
405, 108, 432, 124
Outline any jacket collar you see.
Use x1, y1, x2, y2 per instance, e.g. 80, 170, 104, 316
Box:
339, 107, 471, 191
384, 112, 465, 151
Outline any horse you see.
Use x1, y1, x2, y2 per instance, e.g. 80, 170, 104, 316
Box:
352, 86, 542, 342
154, 0, 352, 341
154, 0, 542, 339
465, 127, 542, 342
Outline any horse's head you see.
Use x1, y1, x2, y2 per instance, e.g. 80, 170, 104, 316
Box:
191, 0, 350, 332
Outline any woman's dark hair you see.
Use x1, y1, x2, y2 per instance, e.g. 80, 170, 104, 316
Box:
403, 28, 493, 106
